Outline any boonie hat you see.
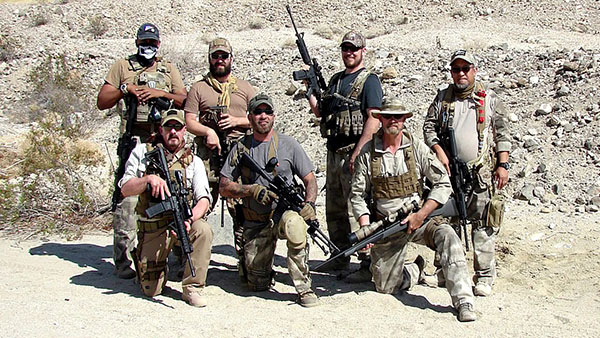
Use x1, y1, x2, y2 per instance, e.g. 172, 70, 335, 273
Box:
450, 50, 476, 66
137, 23, 160, 41
373, 98, 413, 118
161, 109, 186, 126
209, 38, 233, 54
248, 93, 274, 113
340, 31, 366, 48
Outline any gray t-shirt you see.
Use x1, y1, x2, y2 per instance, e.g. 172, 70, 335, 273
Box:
220, 132, 314, 224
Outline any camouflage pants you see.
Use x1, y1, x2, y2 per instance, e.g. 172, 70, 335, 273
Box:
371, 221, 474, 308
112, 196, 138, 272
325, 149, 360, 265
242, 211, 312, 294
134, 219, 213, 297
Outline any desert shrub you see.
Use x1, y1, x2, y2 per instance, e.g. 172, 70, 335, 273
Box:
87, 15, 109, 38
160, 39, 205, 85
31, 13, 49, 27
247, 18, 266, 30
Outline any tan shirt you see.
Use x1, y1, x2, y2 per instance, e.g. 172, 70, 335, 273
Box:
104, 57, 185, 92
351, 131, 452, 220
184, 78, 256, 139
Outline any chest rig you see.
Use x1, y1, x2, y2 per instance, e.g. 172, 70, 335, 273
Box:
321, 69, 371, 140
370, 131, 422, 200
136, 144, 194, 228
126, 55, 172, 123
439, 82, 489, 167
230, 133, 279, 222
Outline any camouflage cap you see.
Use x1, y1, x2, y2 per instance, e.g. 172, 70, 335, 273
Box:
209, 38, 233, 54
450, 50, 476, 66
372, 98, 413, 118
136, 23, 160, 41
248, 93, 274, 113
161, 109, 186, 126
340, 31, 366, 48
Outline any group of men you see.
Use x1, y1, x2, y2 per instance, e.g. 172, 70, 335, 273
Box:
96, 23, 511, 322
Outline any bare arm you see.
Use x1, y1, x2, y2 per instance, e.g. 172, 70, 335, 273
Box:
349, 108, 380, 172
301, 172, 317, 203
308, 94, 320, 118
121, 174, 171, 200
185, 111, 222, 154
402, 198, 440, 234
97, 82, 122, 110
219, 176, 254, 199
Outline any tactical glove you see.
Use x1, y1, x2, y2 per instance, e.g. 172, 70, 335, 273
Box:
250, 184, 278, 205
299, 202, 317, 221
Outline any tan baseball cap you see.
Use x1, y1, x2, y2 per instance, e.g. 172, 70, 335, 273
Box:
161, 109, 186, 126
209, 38, 232, 54
340, 31, 366, 48
450, 50, 476, 65
372, 98, 413, 118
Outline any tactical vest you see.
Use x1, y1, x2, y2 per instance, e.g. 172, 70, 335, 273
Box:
136, 144, 194, 232
126, 55, 172, 123
439, 81, 491, 168
370, 131, 422, 201
321, 69, 371, 140
231, 132, 279, 222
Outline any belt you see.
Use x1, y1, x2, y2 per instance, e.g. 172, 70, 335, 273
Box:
138, 219, 170, 232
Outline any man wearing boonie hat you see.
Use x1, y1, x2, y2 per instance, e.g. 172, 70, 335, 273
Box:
219, 93, 320, 308
96, 23, 187, 279
305, 30, 383, 275
350, 98, 477, 322
423, 50, 512, 297
184, 37, 256, 274
119, 109, 213, 307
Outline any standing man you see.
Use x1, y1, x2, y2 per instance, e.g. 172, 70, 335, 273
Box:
423, 50, 511, 297
219, 94, 320, 308
351, 99, 476, 322
120, 109, 213, 307
97, 23, 187, 279
306, 31, 383, 274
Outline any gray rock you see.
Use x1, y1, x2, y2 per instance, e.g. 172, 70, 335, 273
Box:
552, 183, 563, 195
528, 198, 541, 206
556, 86, 570, 97
590, 196, 600, 207
536, 163, 546, 173
575, 196, 587, 205
519, 184, 535, 201
381, 66, 398, 80
563, 123, 575, 133
585, 205, 599, 213
547, 115, 561, 127
575, 206, 586, 213
533, 186, 545, 198
529, 76, 540, 85
541, 207, 552, 214
523, 135, 540, 148
535, 103, 552, 116
508, 112, 519, 122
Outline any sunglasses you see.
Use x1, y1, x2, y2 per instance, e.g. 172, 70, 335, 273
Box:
163, 123, 184, 131
211, 52, 230, 60
341, 45, 361, 52
252, 108, 274, 115
451, 66, 473, 74
381, 114, 407, 120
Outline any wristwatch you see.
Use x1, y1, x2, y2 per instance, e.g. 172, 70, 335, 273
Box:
497, 162, 510, 170
120, 83, 128, 95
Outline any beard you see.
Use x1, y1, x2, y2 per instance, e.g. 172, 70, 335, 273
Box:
343, 51, 363, 69
210, 62, 232, 77
383, 125, 401, 135
455, 82, 469, 90
252, 118, 274, 135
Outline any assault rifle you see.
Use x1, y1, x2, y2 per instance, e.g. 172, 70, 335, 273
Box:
440, 127, 472, 251
111, 96, 138, 211
240, 153, 339, 256
286, 5, 327, 103
144, 145, 196, 277
314, 198, 461, 272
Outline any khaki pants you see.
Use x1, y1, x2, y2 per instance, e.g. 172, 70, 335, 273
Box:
242, 211, 312, 294
134, 219, 213, 297
112, 196, 137, 272
371, 221, 474, 308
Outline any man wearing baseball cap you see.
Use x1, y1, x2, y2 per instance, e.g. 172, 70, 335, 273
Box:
423, 50, 512, 297
96, 23, 187, 279
304, 30, 383, 277
119, 109, 213, 307
350, 98, 477, 322
219, 94, 321, 307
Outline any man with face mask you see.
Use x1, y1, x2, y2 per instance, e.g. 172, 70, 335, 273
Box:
97, 23, 187, 279
184, 38, 256, 280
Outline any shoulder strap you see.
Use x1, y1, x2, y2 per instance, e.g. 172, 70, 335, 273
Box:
440, 85, 455, 131
347, 69, 371, 100
127, 54, 144, 72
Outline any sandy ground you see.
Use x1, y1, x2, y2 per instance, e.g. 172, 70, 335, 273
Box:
1, 201, 599, 338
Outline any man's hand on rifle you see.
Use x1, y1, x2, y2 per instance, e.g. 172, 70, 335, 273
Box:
206, 129, 222, 155
217, 113, 240, 130
299, 202, 317, 221
250, 184, 278, 205
146, 174, 171, 200
136, 87, 165, 105
402, 210, 427, 234
433, 144, 451, 174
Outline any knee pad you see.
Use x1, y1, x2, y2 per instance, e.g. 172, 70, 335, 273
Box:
138, 259, 168, 297
279, 211, 307, 250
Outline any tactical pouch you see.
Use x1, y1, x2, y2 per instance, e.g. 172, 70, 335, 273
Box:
466, 171, 491, 221
487, 193, 505, 233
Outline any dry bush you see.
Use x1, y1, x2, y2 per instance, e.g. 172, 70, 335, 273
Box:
0, 33, 19, 61
87, 15, 109, 39
247, 18, 266, 30
31, 13, 49, 27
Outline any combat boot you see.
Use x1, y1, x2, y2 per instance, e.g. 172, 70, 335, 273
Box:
182, 287, 207, 307
457, 303, 477, 322
298, 290, 320, 308
115, 266, 136, 279
474, 282, 492, 297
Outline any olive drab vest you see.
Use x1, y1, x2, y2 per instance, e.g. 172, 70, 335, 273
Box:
136, 144, 194, 230
127, 55, 172, 123
321, 69, 371, 139
230, 132, 279, 222
439, 81, 492, 169
370, 131, 422, 200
